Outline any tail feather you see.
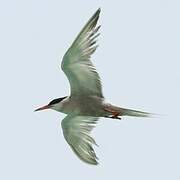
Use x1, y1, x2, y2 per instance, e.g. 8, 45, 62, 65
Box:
120, 108, 152, 117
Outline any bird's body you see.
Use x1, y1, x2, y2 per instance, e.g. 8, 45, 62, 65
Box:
51, 96, 150, 119
35, 8, 152, 165
52, 96, 106, 116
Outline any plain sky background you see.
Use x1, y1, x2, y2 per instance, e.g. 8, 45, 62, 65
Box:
0, 0, 180, 179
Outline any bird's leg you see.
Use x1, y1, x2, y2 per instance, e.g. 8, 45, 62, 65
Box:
104, 107, 122, 120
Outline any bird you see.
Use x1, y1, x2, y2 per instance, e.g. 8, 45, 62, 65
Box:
35, 8, 152, 165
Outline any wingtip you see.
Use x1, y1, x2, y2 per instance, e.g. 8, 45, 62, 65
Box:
89, 158, 99, 166
94, 8, 101, 16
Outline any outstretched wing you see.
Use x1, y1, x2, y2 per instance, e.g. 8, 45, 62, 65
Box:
61, 115, 99, 165
61, 8, 103, 98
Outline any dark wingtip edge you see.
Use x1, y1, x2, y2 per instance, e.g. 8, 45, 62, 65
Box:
97, 7, 101, 13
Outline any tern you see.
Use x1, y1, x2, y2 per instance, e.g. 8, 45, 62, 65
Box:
35, 8, 151, 165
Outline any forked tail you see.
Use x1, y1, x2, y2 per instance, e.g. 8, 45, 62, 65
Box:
120, 107, 152, 117
104, 105, 153, 119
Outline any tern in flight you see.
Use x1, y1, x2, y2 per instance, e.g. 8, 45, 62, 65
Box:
35, 8, 152, 165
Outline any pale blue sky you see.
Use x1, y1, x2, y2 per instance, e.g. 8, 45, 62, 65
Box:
0, 0, 180, 179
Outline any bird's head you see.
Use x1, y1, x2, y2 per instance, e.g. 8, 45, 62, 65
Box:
35, 97, 67, 111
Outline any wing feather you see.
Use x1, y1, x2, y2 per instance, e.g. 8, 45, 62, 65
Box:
61, 8, 103, 97
61, 115, 99, 165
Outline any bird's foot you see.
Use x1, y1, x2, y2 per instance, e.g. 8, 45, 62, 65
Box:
104, 115, 122, 120
110, 114, 122, 120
